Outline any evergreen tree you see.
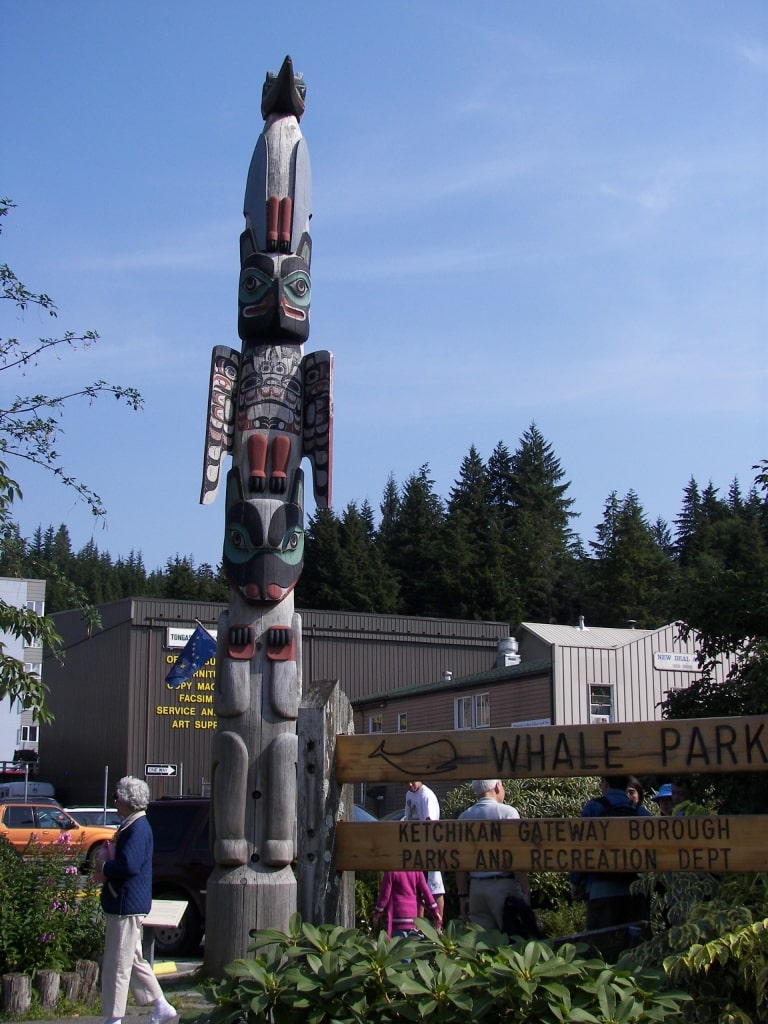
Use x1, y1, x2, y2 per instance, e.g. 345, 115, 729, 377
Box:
442, 445, 521, 622
337, 502, 399, 613
588, 490, 674, 627
506, 423, 578, 623
295, 507, 345, 609
381, 465, 445, 617
674, 477, 703, 564
375, 473, 402, 572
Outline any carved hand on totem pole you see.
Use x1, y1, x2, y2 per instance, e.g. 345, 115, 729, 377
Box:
200, 55, 332, 872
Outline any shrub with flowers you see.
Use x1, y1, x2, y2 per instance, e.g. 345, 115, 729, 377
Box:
0, 832, 105, 973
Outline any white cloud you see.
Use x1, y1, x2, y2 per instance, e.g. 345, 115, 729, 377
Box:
599, 159, 693, 212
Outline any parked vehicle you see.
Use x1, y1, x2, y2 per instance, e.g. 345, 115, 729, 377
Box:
142, 799, 377, 957
145, 798, 212, 957
65, 806, 121, 828
0, 780, 56, 800
353, 804, 378, 822
0, 801, 115, 865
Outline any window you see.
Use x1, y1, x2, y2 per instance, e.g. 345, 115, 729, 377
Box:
4, 806, 36, 827
19, 725, 39, 743
397, 713, 407, 733
26, 600, 44, 616
454, 693, 490, 730
589, 684, 614, 723
368, 714, 382, 734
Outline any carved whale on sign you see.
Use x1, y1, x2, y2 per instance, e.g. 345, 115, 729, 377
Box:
367, 738, 462, 776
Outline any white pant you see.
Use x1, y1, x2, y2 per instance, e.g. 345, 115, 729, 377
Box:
102, 914, 163, 1018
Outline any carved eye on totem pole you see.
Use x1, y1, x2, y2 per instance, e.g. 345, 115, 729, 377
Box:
238, 235, 311, 343
223, 467, 305, 603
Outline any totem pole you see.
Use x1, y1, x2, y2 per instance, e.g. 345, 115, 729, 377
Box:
200, 55, 333, 973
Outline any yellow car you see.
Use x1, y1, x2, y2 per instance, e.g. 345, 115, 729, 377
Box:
0, 801, 115, 866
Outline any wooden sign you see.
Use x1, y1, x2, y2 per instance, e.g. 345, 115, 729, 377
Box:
336, 816, 767, 874
336, 715, 768, 782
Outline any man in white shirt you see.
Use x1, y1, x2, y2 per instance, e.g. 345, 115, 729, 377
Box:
404, 781, 445, 919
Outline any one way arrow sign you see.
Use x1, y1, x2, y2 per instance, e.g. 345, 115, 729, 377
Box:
145, 763, 177, 777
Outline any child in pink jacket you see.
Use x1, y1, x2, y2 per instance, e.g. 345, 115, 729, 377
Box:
373, 870, 442, 937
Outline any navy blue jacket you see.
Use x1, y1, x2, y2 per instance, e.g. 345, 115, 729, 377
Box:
101, 811, 154, 916
571, 788, 651, 900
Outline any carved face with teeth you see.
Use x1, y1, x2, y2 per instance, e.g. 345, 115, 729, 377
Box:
222, 467, 305, 603
238, 251, 311, 343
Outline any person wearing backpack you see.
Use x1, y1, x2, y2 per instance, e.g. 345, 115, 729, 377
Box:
570, 775, 651, 931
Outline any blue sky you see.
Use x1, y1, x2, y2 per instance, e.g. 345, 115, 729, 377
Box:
3, 2, 766, 574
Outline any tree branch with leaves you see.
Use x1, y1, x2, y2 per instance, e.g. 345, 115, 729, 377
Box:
0, 197, 144, 721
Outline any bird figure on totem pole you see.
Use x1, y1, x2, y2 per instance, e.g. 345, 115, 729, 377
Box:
200, 55, 332, 959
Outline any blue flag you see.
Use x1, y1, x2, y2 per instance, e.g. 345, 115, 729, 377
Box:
165, 624, 217, 688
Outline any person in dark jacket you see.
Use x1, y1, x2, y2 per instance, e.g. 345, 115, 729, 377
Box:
99, 776, 177, 1024
570, 775, 652, 931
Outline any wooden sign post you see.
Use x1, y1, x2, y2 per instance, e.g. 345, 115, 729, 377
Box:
336, 816, 767, 873
336, 715, 768, 874
336, 715, 768, 783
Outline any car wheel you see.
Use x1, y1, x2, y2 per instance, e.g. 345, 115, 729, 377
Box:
151, 891, 202, 958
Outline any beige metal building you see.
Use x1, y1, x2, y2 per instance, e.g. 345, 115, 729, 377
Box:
515, 619, 734, 725
41, 598, 511, 804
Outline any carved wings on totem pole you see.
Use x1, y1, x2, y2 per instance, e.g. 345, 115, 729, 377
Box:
200, 54, 333, 607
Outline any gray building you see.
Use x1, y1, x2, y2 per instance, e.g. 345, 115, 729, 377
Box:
41, 598, 511, 804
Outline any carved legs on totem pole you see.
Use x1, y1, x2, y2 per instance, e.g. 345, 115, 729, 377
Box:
203, 604, 302, 977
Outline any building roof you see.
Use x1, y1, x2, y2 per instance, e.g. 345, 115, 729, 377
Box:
354, 658, 552, 706
517, 621, 665, 649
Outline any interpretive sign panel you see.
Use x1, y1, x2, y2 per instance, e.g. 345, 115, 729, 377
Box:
336, 715, 768, 783
336, 816, 768, 874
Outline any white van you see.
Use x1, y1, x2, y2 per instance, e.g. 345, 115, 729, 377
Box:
0, 780, 56, 800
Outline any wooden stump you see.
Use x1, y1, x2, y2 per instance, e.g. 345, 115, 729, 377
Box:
2, 973, 32, 1017
75, 959, 99, 1004
35, 970, 60, 1010
60, 971, 80, 1002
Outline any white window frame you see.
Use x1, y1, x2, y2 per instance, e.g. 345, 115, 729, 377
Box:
589, 683, 614, 723
454, 692, 490, 730
397, 712, 407, 733
368, 713, 383, 734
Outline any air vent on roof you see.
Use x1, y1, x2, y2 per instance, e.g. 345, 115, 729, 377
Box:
496, 637, 520, 667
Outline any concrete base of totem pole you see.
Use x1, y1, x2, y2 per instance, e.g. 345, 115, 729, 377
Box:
203, 862, 296, 979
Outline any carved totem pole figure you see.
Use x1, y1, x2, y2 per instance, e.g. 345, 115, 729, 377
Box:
200, 55, 333, 971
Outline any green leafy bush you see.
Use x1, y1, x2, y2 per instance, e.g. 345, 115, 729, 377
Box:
203, 913, 690, 1024
0, 834, 105, 973
629, 871, 768, 1023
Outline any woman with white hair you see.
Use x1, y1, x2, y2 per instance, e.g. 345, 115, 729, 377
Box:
99, 776, 177, 1024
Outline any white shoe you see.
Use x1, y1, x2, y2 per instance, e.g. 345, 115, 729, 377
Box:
150, 1001, 178, 1024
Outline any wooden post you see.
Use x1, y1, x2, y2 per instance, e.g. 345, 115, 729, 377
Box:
74, 960, 99, 1005
60, 972, 80, 1003
34, 970, 60, 1010
2, 974, 31, 1017
297, 680, 354, 926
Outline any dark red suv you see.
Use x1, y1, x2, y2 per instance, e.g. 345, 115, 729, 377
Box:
145, 798, 213, 957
